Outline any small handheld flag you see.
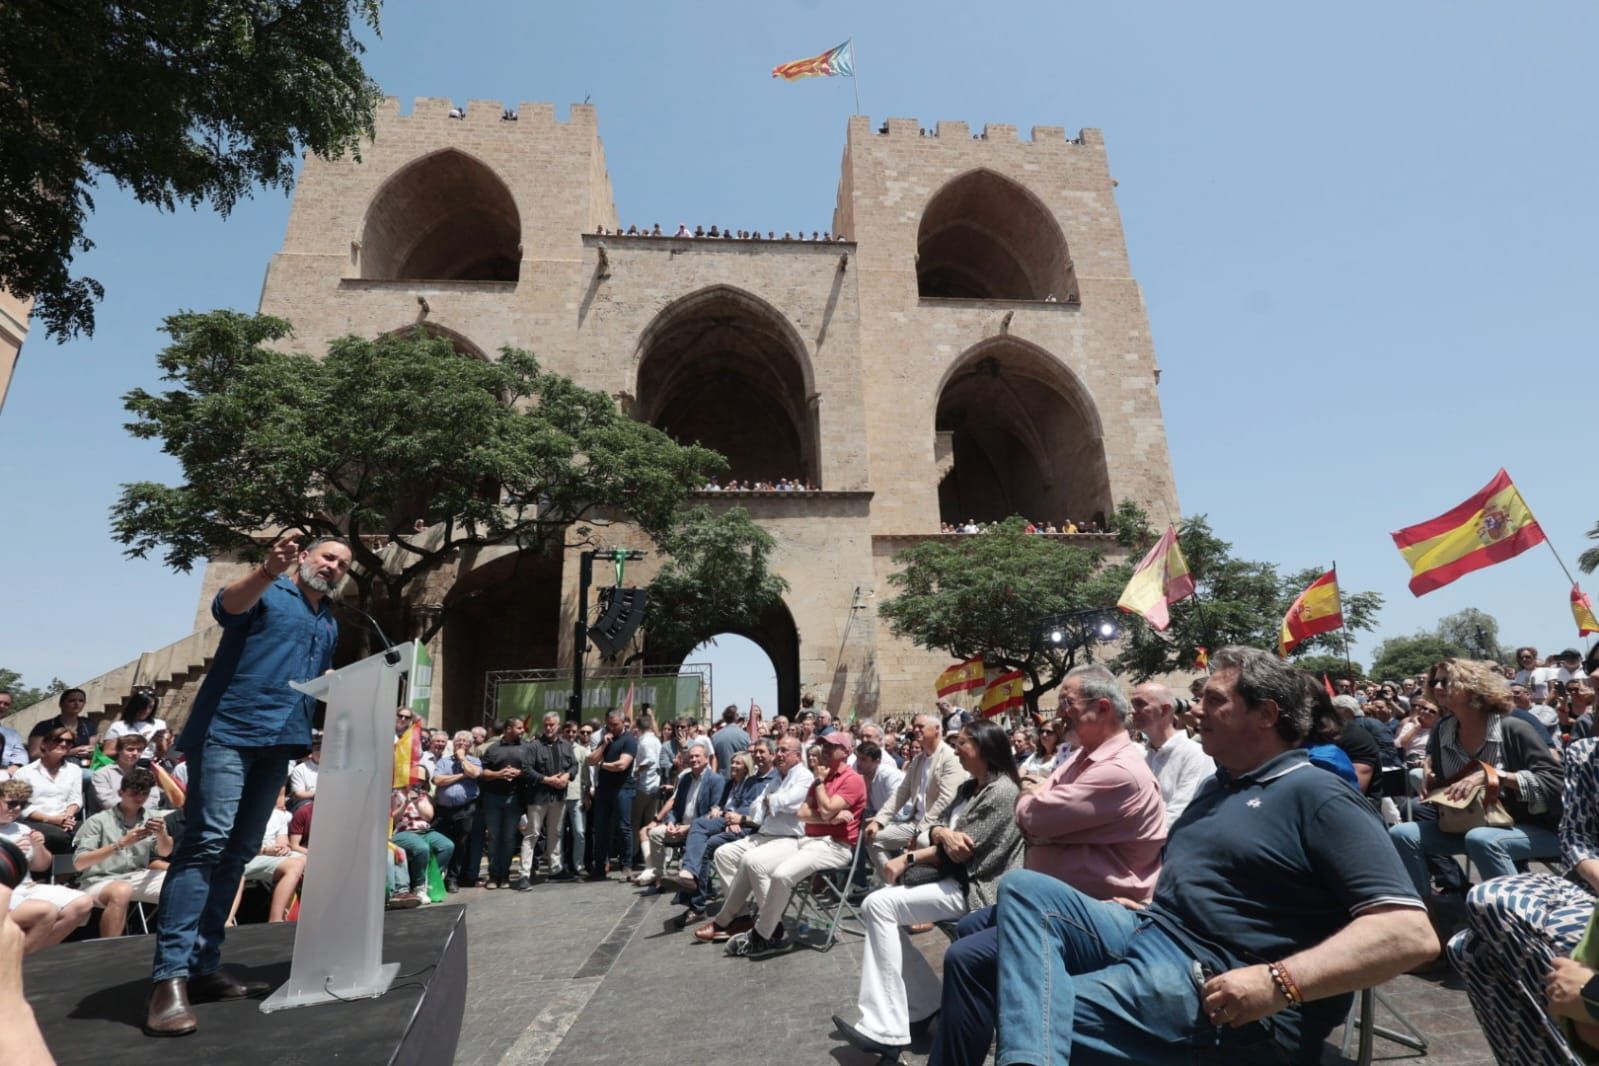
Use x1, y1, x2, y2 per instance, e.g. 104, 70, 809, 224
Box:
1194, 647, 1209, 672
772, 39, 855, 81
1574, 585, 1599, 638
1391, 469, 1546, 596
1116, 525, 1195, 631
978, 670, 1025, 718
1279, 569, 1344, 656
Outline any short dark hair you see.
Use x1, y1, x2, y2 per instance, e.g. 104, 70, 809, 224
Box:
960, 718, 1021, 786
121, 767, 158, 794
1211, 646, 1311, 743
722, 705, 740, 724
856, 740, 882, 762
115, 734, 148, 753
59, 687, 86, 707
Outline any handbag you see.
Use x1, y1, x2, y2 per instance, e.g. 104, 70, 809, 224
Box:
1425, 760, 1515, 833
901, 858, 945, 888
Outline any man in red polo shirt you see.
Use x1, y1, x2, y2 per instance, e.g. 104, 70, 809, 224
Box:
724, 731, 866, 958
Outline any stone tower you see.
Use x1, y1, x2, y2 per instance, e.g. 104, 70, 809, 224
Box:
191, 98, 1179, 730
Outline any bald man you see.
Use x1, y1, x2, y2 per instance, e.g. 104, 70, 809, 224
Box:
1129, 681, 1215, 828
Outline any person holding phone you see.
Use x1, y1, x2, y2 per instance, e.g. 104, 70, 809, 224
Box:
73, 766, 172, 938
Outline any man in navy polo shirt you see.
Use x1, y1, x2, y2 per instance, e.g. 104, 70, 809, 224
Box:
984, 646, 1440, 1066
146, 532, 351, 1037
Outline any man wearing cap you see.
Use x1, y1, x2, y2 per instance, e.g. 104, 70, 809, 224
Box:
719, 731, 866, 958
1557, 648, 1590, 686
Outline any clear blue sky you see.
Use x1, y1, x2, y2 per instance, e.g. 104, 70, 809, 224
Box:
1, 1, 1593, 698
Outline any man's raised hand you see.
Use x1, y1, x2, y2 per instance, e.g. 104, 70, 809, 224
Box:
263, 531, 302, 577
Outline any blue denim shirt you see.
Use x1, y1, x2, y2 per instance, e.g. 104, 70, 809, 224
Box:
434, 752, 482, 807
178, 576, 338, 756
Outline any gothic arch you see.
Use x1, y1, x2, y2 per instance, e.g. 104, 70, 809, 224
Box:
360, 149, 522, 281
916, 169, 1076, 302
379, 321, 490, 361
649, 599, 802, 718
935, 337, 1110, 526
634, 286, 819, 486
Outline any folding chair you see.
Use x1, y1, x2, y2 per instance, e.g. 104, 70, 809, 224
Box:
1339, 984, 1428, 1066
781, 831, 868, 951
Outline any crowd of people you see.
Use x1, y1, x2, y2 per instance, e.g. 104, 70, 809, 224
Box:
699, 476, 817, 493
594, 224, 849, 241
5, 583, 1599, 1065
940, 516, 1108, 535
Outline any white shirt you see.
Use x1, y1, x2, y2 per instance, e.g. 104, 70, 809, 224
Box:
753, 764, 815, 837
17, 759, 83, 818
105, 718, 169, 743
864, 759, 906, 815
1145, 731, 1215, 828
0, 821, 38, 886
288, 758, 319, 798
261, 807, 293, 848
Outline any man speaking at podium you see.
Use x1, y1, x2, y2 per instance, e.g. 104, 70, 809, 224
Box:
146, 532, 352, 1037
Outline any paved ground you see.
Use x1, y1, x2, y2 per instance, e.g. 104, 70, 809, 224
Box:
449, 869, 1499, 1066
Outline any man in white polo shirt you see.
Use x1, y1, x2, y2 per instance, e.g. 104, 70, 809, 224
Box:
1130, 681, 1215, 829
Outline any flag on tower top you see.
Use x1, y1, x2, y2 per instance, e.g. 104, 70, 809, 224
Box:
1390, 469, 1545, 596
1116, 525, 1194, 632
772, 39, 855, 80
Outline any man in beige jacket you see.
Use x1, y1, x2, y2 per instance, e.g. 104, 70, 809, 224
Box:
862, 712, 969, 875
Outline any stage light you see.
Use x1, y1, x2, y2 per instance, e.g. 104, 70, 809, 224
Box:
1096, 619, 1119, 640
1049, 629, 1065, 645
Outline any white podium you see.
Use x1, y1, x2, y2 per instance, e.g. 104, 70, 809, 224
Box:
261, 643, 413, 1013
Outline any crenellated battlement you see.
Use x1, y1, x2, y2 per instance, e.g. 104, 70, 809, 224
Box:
849, 114, 1099, 146
373, 96, 599, 131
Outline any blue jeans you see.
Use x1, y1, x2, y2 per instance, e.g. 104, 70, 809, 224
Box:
392, 830, 455, 890
482, 791, 522, 883
993, 871, 1299, 1066
151, 739, 294, 981
564, 798, 585, 872
1388, 819, 1561, 897
932, 905, 1001, 1066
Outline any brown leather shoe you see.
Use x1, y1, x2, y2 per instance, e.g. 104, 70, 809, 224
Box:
188, 968, 271, 1002
144, 978, 198, 1037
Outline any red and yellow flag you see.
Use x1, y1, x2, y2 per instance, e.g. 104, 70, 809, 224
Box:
772, 39, 855, 81
1573, 585, 1599, 637
978, 670, 1025, 718
1193, 647, 1209, 672
1116, 525, 1195, 631
1391, 469, 1546, 596
1278, 569, 1344, 656
393, 718, 422, 788
936, 657, 986, 698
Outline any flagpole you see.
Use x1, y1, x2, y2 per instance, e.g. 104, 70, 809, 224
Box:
1333, 560, 1356, 679
850, 38, 861, 115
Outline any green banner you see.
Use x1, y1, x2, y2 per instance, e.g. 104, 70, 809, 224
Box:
408, 643, 435, 726
497, 674, 703, 722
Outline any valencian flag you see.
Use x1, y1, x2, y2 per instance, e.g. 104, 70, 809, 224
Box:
772, 39, 855, 81
936, 657, 986, 699
1116, 525, 1195, 631
979, 670, 1025, 718
1278, 569, 1344, 656
1574, 585, 1599, 637
1391, 469, 1546, 596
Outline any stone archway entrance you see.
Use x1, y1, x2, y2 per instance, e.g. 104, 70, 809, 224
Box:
439, 546, 564, 731
649, 599, 800, 718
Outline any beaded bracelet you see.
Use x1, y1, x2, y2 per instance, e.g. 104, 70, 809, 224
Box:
1267, 960, 1303, 1006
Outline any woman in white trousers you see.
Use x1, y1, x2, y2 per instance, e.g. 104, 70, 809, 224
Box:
835, 718, 1024, 1061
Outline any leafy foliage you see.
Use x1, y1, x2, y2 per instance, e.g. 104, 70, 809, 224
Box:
1293, 655, 1364, 682
1369, 634, 1465, 682
642, 507, 789, 658
1434, 608, 1507, 664
0, 1, 384, 339
1109, 516, 1384, 681
0, 668, 66, 711
113, 312, 725, 642
1579, 517, 1599, 577
877, 517, 1124, 708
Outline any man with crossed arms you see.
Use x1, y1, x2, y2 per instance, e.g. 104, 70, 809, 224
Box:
862, 711, 967, 876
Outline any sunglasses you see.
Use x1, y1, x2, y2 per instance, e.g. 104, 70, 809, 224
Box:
44, 737, 73, 747
396, 714, 413, 722
2, 799, 24, 810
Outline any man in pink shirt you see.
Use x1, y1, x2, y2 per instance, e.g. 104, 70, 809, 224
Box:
931, 664, 1167, 1065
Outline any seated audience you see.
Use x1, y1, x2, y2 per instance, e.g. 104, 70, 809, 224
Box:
390, 774, 453, 902
672, 746, 771, 916
72, 767, 173, 937
17, 726, 84, 853
105, 690, 167, 744
636, 743, 723, 888
92, 733, 165, 811
863, 712, 968, 876
932, 664, 1167, 1065
1130, 681, 1215, 825
979, 646, 1436, 1066
1018, 718, 1065, 777
1389, 658, 1563, 900
26, 688, 94, 764
834, 719, 1024, 1059
226, 788, 304, 925
287, 734, 320, 811
0, 778, 93, 952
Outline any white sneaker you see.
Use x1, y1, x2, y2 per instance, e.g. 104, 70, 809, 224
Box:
634, 869, 659, 887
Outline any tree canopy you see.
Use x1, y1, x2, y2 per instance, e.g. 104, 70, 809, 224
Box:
1434, 607, 1507, 663
1369, 634, 1465, 682
0, 1, 384, 339
113, 312, 726, 644
0, 668, 66, 711
642, 506, 789, 660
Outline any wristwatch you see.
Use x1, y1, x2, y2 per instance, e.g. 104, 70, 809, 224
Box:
906, 852, 917, 867
1582, 975, 1599, 1021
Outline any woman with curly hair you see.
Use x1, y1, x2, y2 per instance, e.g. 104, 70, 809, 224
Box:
1387, 658, 1563, 900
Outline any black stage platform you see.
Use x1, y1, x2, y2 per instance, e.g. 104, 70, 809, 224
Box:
23, 904, 468, 1066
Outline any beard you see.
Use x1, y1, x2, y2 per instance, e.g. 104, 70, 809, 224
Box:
298, 560, 340, 593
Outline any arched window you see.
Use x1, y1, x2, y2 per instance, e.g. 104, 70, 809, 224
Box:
635, 287, 819, 487
936, 339, 1109, 526
916, 170, 1075, 302
360, 150, 521, 281
658, 603, 801, 718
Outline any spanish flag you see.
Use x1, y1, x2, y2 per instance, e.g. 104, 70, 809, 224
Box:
1116, 525, 1195, 631
1194, 647, 1209, 672
1278, 569, 1343, 656
772, 39, 855, 81
1391, 469, 1546, 596
1574, 585, 1599, 637
393, 718, 422, 788
979, 670, 1025, 718
936, 657, 986, 699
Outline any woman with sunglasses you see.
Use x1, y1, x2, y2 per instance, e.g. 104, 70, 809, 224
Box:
15, 727, 84, 854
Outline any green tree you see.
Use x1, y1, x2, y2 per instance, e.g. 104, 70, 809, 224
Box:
877, 517, 1124, 711
1293, 655, 1364, 683
642, 506, 789, 660
1434, 607, 1506, 664
112, 312, 724, 646
1110, 516, 1384, 681
0, 668, 66, 710
1, 1, 384, 340
1369, 634, 1464, 682
1582, 518, 1599, 576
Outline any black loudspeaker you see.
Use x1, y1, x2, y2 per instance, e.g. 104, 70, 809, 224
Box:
588, 587, 647, 658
